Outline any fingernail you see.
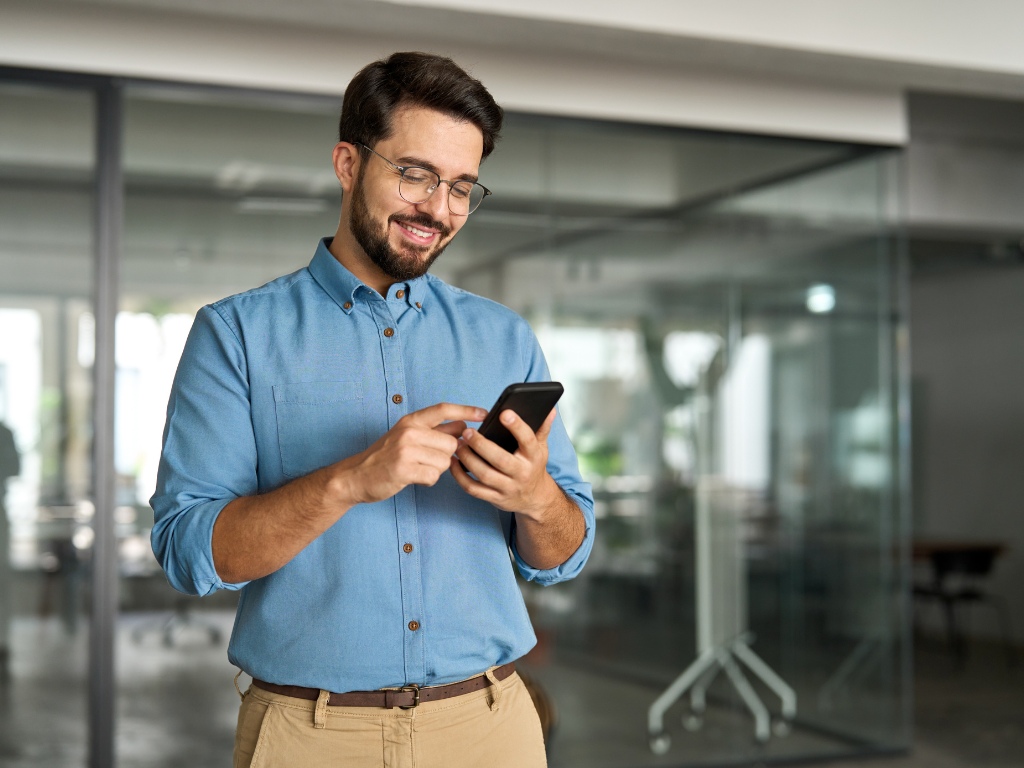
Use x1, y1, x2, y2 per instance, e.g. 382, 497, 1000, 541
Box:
463, 428, 475, 439
501, 411, 515, 424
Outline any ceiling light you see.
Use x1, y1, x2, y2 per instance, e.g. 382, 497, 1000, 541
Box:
806, 283, 835, 314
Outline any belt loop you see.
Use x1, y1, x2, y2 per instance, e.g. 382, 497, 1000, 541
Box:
485, 667, 502, 712
314, 689, 330, 729
233, 669, 247, 701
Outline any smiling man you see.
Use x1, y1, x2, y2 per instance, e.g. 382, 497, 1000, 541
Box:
150, 52, 595, 768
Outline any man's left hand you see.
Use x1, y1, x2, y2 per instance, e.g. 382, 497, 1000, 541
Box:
450, 408, 561, 520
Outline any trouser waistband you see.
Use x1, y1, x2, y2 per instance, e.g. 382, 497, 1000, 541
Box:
251, 662, 516, 709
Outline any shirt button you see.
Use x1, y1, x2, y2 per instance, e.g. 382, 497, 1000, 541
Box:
396, 290, 405, 299
392, 394, 403, 404
408, 620, 420, 632
343, 301, 352, 310
383, 327, 395, 338
415, 302, 422, 309
403, 543, 414, 554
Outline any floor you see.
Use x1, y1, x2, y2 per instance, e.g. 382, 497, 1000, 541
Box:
0, 611, 1020, 767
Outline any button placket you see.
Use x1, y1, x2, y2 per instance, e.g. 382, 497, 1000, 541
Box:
368, 301, 423, 682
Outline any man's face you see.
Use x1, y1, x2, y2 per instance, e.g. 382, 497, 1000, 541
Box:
347, 105, 484, 283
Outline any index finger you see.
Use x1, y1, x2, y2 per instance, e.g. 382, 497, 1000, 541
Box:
404, 402, 487, 428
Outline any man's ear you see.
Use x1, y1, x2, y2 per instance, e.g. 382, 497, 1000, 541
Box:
332, 142, 361, 193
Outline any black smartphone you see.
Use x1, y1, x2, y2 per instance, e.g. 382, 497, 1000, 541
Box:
477, 381, 564, 454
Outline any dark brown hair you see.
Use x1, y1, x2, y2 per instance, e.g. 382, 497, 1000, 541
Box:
338, 52, 503, 159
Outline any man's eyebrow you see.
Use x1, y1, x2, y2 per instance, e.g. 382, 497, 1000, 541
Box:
397, 155, 479, 183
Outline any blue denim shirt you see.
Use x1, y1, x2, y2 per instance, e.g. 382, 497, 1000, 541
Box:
150, 239, 595, 692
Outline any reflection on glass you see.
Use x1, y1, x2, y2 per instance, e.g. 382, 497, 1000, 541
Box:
0, 82, 94, 764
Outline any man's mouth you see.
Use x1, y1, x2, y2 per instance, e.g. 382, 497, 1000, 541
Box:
392, 216, 451, 246
398, 221, 436, 239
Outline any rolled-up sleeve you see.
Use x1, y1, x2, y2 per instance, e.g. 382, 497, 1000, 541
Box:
509, 324, 596, 586
150, 305, 255, 596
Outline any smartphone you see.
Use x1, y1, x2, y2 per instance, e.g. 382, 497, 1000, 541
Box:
476, 381, 564, 454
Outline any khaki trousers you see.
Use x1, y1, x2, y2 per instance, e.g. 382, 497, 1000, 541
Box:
233, 670, 547, 768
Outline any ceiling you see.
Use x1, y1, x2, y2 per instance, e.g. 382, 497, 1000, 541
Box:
43, 0, 1024, 100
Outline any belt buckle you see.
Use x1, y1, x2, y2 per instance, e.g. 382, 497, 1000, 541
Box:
399, 684, 420, 709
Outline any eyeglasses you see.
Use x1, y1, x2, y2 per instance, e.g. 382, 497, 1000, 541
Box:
355, 143, 491, 216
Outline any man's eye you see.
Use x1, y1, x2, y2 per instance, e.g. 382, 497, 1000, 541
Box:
450, 183, 473, 199
402, 168, 434, 185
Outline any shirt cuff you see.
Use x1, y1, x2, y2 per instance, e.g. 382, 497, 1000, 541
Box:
511, 494, 595, 586
154, 497, 250, 596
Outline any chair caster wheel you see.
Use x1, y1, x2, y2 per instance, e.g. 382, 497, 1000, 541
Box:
683, 714, 703, 732
649, 733, 671, 755
773, 719, 791, 737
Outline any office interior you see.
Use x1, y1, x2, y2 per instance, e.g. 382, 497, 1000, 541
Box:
2, 4, 1024, 768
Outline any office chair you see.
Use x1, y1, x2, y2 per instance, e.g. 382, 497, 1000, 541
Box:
913, 545, 1015, 667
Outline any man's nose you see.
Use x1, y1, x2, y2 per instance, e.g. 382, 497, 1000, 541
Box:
417, 184, 451, 223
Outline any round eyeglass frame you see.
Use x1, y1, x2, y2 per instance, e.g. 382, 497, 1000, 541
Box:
354, 142, 491, 216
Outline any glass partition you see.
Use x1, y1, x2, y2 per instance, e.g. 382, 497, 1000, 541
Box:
114, 85, 340, 766
110, 94, 906, 766
0, 81, 95, 766
452, 117, 907, 766
0, 74, 907, 767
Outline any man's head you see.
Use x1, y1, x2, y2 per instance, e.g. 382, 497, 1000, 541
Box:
331, 52, 503, 292
338, 51, 503, 160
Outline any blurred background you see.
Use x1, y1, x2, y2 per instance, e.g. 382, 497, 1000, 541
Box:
0, 2, 1022, 767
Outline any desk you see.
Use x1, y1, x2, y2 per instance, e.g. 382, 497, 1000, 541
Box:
912, 540, 1005, 563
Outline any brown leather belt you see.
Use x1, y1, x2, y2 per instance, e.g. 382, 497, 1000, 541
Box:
251, 662, 516, 709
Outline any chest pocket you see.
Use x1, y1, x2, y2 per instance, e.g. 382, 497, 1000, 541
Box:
273, 381, 368, 479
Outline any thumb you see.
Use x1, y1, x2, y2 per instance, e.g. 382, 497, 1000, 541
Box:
535, 408, 557, 442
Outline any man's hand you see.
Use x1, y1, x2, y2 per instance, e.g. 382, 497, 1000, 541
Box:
341, 403, 487, 504
213, 402, 485, 583
450, 408, 560, 517
450, 408, 585, 570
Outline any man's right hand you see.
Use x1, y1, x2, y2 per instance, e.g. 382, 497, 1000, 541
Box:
213, 402, 485, 584
338, 403, 488, 504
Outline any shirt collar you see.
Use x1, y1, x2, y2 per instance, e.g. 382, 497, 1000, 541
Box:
309, 238, 427, 314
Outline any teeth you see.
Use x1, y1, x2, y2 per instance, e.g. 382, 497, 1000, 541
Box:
401, 222, 434, 238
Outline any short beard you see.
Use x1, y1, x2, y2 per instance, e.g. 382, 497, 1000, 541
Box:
349, 169, 453, 283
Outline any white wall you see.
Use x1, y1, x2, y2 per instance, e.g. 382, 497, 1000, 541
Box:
911, 266, 1024, 644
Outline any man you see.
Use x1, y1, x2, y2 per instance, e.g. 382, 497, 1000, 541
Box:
151, 51, 594, 768
0, 419, 19, 672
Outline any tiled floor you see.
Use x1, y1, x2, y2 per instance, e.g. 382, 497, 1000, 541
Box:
0, 611, 1020, 767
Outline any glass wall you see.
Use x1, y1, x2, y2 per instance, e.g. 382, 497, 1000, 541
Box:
0, 81, 95, 766
456, 119, 908, 766
0, 72, 907, 767
114, 85, 340, 766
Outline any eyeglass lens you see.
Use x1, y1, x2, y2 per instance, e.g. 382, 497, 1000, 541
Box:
398, 169, 486, 215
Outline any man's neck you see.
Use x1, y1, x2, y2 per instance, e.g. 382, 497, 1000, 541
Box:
327, 229, 392, 297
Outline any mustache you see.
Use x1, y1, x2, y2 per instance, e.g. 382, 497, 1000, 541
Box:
390, 213, 452, 238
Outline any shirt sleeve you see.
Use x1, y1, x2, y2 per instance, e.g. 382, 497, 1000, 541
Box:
149, 305, 255, 596
509, 322, 596, 586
